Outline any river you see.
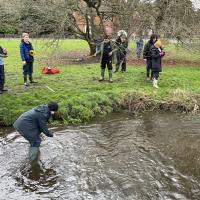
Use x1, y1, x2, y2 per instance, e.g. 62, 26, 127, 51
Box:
0, 112, 200, 200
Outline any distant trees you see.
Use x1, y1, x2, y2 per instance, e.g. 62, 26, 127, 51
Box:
0, 0, 20, 34
0, 0, 199, 52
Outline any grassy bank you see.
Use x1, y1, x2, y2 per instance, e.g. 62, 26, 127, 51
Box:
0, 39, 200, 126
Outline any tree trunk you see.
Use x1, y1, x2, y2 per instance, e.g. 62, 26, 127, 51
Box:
87, 40, 96, 55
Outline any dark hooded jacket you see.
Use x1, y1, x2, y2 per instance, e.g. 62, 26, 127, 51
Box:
13, 105, 53, 147
150, 46, 162, 72
143, 40, 154, 60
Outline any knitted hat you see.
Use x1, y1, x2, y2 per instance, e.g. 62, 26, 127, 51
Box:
48, 102, 59, 111
154, 39, 162, 48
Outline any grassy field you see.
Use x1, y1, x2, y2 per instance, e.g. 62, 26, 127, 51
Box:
0, 39, 200, 126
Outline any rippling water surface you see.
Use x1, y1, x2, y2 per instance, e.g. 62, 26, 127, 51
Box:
1, 112, 200, 200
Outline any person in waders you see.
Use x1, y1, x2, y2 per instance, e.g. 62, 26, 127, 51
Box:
13, 102, 59, 161
150, 39, 165, 88
0, 46, 8, 94
93, 34, 117, 83
20, 32, 37, 87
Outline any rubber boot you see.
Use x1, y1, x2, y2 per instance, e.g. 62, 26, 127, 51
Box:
28, 146, 40, 161
24, 75, 28, 87
29, 75, 37, 83
153, 78, 159, 89
108, 70, 113, 83
99, 69, 105, 81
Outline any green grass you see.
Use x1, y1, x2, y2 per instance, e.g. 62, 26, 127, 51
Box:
164, 43, 200, 61
0, 39, 200, 126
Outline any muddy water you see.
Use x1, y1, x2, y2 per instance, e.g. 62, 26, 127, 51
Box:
1, 112, 200, 200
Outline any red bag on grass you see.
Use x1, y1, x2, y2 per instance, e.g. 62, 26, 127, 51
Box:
42, 66, 60, 74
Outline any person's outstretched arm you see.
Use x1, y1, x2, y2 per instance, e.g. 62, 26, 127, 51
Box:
38, 115, 53, 137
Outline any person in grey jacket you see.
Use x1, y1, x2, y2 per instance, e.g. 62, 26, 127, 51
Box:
13, 102, 59, 161
114, 34, 128, 73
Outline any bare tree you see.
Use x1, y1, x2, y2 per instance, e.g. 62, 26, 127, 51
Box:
1, 0, 199, 52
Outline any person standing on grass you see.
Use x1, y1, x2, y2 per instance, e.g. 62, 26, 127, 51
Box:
143, 34, 158, 81
135, 36, 144, 59
150, 39, 165, 88
93, 34, 117, 83
114, 34, 128, 73
0, 46, 8, 94
20, 32, 37, 87
13, 102, 59, 161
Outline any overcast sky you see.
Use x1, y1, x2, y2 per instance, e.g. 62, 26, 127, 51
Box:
192, 0, 200, 8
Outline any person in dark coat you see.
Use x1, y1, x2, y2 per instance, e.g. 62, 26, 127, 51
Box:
13, 102, 59, 161
0, 46, 8, 94
150, 39, 165, 88
114, 34, 128, 73
143, 34, 158, 80
20, 32, 37, 87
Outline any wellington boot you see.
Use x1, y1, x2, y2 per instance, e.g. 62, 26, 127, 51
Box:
29, 75, 37, 83
108, 70, 113, 83
99, 69, 105, 81
28, 147, 40, 161
153, 79, 159, 89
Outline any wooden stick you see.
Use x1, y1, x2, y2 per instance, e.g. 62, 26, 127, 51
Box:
45, 86, 55, 93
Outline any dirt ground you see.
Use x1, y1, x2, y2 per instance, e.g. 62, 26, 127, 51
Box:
41, 49, 200, 67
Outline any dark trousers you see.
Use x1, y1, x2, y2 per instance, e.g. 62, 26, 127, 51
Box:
23, 62, 33, 76
153, 72, 159, 80
146, 59, 153, 78
18, 131, 41, 147
0, 65, 5, 90
115, 57, 126, 71
101, 57, 112, 70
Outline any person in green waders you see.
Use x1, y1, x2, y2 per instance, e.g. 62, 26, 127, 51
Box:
13, 102, 59, 161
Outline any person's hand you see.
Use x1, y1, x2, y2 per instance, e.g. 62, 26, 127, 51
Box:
109, 52, 112, 56
143, 59, 147, 62
22, 61, 26, 65
159, 51, 165, 57
93, 53, 97, 57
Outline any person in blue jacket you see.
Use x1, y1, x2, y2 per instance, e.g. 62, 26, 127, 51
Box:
20, 32, 37, 87
13, 102, 59, 161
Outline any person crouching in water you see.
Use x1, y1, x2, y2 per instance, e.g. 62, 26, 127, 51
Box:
20, 32, 37, 87
150, 39, 165, 89
13, 102, 59, 161
114, 34, 128, 73
94, 34, 117, 83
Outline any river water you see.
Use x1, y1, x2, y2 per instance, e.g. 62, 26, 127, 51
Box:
1, 112, 200, 200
